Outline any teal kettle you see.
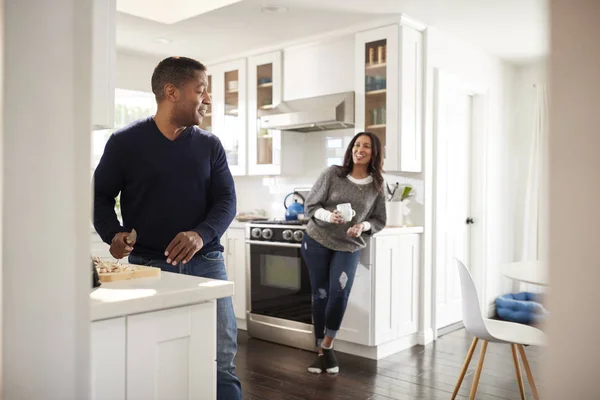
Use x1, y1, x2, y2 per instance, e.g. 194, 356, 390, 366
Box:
284, 192, 305, 221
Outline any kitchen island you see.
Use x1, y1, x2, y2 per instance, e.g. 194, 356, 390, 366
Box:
90, 271, 234, 400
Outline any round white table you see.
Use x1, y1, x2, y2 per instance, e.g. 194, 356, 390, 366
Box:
499, 261, 549, 286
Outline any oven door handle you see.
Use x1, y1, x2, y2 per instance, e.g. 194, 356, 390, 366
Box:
246, 240, 302, 248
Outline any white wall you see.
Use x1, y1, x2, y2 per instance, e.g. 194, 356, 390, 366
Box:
234, 129, 425, 223
3, 1, 92, 398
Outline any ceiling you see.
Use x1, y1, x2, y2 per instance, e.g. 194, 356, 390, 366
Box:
116, 0, 548, 65
117, 0, 245, 25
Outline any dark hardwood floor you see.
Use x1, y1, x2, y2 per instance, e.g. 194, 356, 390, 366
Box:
236, 328, 544, 400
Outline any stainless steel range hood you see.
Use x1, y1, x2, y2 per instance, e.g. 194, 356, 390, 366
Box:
258, 91, 354, 133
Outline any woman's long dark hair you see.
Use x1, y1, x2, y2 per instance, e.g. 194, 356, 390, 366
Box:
338, 132, 384, 192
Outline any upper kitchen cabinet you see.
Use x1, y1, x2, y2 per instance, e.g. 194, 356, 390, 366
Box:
208, 60, 247, 176
247, 51, 283, 176
91, 0, 116, 129
283, 35, 354, 101
355, 24, 423, 172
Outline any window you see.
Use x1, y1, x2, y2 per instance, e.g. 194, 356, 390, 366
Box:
92, 88, 156, 170
325, 136, 351, 167
91, 89, 156, 223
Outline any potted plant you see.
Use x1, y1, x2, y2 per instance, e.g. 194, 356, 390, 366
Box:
385, 183, 414, 227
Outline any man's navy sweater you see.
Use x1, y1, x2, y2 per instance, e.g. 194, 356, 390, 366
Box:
93, 117, 237, 259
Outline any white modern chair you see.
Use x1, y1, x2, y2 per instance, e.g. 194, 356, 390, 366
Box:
452, 259, 546, 400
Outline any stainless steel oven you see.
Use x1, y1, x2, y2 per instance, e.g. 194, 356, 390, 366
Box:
245, 221, 316, 351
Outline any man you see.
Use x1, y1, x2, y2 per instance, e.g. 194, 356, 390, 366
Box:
93, 56, 241, 399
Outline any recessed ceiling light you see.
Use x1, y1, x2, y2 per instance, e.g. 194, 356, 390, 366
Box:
154, 37, 172, 44
261, 5, 288, 14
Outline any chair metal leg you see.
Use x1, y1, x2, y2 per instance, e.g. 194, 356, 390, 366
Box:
517, 344, 540, 400
452, 337, 479, 399
511, 344, 526, 400
469, 340, 488, 400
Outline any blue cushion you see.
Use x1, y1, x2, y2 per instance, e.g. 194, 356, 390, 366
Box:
495, 292, 549, 325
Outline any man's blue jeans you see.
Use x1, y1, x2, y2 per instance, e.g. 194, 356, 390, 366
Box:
129, 251, 242, 400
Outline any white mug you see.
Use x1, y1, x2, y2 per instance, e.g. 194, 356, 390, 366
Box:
336, 203, 356, 222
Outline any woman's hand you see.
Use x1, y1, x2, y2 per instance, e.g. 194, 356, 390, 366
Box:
347, 224, 364, 238
329, 210, 345, 224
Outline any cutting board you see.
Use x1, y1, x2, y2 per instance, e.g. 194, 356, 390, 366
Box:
97, 264, 161, 283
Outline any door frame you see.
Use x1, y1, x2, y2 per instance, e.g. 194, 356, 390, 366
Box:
430, 68, 489, 339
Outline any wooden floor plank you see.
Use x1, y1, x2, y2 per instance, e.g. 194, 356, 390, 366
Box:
236, 328, 544, 400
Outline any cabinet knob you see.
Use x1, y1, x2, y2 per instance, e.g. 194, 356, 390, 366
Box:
466, 217, 474, 225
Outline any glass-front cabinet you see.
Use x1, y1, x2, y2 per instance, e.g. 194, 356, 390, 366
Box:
247, 51, 283, 175
355, 24, 423, 172
364, 38, 390, 152
208, 60, 247, 176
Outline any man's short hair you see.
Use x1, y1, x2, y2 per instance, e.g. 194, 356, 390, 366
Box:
151, 56, 206, 101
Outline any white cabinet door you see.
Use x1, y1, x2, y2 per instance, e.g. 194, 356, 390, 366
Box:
395, 234, 420, 337
355, 25, 399, 170
91, 0, 116, 129
398, 25, 423, 172
247, 51, 283, 175
373, 234, 420, 344
283, 36, 354, 101
91, 318, 126, 400
373, 235, 396, 344
225, 227, 247, 321
337, 260, 372, 345
210, 59, 248, 176
354, 24, 423, 172
127, 302, 217, 400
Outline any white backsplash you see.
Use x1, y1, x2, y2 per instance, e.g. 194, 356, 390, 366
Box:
233, 129, 424, 226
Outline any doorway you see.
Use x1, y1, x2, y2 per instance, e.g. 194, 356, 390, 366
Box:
433, 69, 482, 332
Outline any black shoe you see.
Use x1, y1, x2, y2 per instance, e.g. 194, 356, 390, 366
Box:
308, 354, 324, 374
321, 348, 339, 374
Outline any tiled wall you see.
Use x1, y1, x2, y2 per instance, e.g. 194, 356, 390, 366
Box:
233, 129, 424, 226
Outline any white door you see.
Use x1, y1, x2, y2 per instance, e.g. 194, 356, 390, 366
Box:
434, 70, 473, 330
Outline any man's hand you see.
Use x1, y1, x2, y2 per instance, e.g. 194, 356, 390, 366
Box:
165, 231, 204, 266
347, 224, 364, 238
110, 232, 135, 259
330, 210, 345, 224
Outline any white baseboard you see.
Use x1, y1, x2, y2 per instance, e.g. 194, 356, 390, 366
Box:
236, 317, 247, 331
334, 334, 418, 360
417, 328, 434, 345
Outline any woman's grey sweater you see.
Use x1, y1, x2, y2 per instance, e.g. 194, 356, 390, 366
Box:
305, 166, 387, 252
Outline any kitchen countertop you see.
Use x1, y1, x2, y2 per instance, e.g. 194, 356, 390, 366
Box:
376, 226, 424, 235
90, 271, 234, 321
228, 220, 248, 229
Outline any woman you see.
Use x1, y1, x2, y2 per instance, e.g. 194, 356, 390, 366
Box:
301, 131, 387, 374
